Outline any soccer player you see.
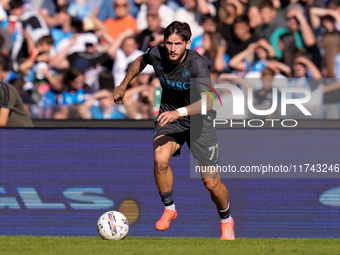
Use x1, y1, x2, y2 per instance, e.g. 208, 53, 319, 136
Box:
113, 21, 234, 240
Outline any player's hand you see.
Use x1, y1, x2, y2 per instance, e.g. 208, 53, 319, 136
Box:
157, 110, 181, 127
113, 86, 126, 104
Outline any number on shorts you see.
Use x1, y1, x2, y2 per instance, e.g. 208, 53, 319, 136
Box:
209, 144, 219, 161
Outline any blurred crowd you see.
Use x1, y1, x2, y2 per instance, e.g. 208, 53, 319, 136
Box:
0, 0, 339, 120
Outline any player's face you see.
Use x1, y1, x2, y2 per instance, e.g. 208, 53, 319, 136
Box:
165, 33, 191, 64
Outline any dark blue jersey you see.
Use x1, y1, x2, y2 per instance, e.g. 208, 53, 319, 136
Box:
143, 46, 210, 129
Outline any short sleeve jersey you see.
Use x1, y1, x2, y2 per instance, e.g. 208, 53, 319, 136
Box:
142, 46, 210, 129
0, 82, 33, 127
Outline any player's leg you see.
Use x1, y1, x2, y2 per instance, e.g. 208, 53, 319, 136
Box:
200, 165, 234, 240
153, 135, 181, 231
201, 169, 229, 210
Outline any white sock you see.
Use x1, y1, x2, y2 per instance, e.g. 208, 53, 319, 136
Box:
220, 216, 232, 223
165, 203, 176, 211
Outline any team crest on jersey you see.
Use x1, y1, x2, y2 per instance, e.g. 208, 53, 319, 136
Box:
182, 69, 190, 78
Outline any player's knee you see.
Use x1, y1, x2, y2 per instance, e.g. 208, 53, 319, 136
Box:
154, 153, 170, 173
203, 178, 220, 193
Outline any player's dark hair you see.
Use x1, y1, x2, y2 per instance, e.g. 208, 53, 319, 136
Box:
164, 21, 192, 42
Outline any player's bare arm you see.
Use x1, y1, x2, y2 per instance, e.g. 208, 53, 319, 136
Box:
157, 93, 213, 127
113, 54, 147, 104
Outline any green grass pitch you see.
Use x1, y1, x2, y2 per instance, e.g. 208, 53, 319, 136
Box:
0, 236, 340, 255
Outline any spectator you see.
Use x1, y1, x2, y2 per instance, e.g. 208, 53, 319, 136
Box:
253, 67, 278, 105
310, 7, 340, 33
298, 0, 326, 20
288, 54, 323, 117
286, 4, 316, 48
41, 69, 65, 106
78, 89, 127, 119
271, 4, 319, 67
50, 18, 100, 69
228, 38, 276, 75
219, 67, 289, 119
102, 0, 136, 41
19, 35, 55, 103
0, 53, 17, 83
196, 31, 227, 76
111, 35, 154, 88
66, 35, 113, 89
0, 0, 8, 22
257, 0, 286, 40
174, 0, 216, 39
8, 0, 50, 71
309, 6, 340, 78
136, 0, 175, 33
96, 0, 140, 21
67, 0, 90, 21
60, 67, 92, 105
50, 3, 73, 49
287, 4, 316, 50
39, 0, 71, 27
291, 54, 321, 79
123, 84, 154, 119
226, 14, 259, 60
217, 0, 245, 42
48, 104, 83, 119
0, 28, 13, 56
190, 14, 218, 51
248, 4, 262, 29
137, 9, 164, 52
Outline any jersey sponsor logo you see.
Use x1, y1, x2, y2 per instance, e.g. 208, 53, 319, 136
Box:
182, 69, 190, 78
166, 80, 190, 90
158, 76, 191, 90
157, 65, 164, 71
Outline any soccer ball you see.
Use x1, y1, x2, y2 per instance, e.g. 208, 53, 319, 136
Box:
97, 211, 129, 240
